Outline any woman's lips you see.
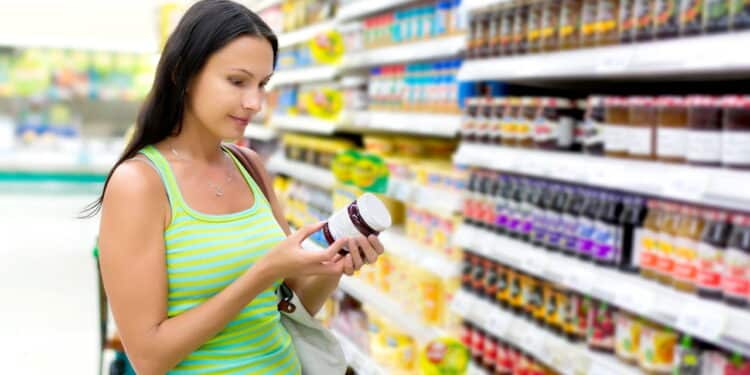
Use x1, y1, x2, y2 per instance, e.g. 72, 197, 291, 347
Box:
229, 115, 249, 125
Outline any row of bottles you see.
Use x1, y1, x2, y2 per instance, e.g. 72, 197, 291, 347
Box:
463, 169, 750, 307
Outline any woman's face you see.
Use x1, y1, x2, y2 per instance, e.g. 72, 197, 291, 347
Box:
185, 35, 274, 140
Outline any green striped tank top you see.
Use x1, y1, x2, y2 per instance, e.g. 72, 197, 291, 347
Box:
139, 145, 300, 375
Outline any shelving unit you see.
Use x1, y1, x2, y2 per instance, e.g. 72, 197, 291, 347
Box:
338, 275, 445, 343
454, 143, 750, 212
453, 223, 750, 358
353, 111, 462, 138
269, 65, 339, 87
0, 149, 114, 175
266, 153, 335, 189
270, 114, 341, 135
243, 124, 277, 142
331, 329, 390, 375
451, 290, 642, 375
277, 20, 337, 49
379, 228, 461, 278
458, 31, 750, 81
336, 0, 416, 21
386, 177, 462, 215
342, 34, 465, 68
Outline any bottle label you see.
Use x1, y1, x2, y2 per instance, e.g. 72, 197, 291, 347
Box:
562, 214, 580, 253
546, 212, 563, 246
695, 242, 724, 289
672, 237, 699, 282
577, 218, 597, 256
639, 228, 658, 270
507, 202, 521, 232
628, 127, 654, 156
604, 124, 629, 152
686, 130, 722, 163
581, 1, 599, 36
657, 128, 688, 158
722, 131, 750, 165
593, 222, 616, 262
495, 198, 509, 228
723, 247, 750, 297
531, 209, 548, 242
534, 117, 556, 142
521, 204, 535, 234
501, 116, 518, 140
656, 233, 675, 274
596, 0, 619, 33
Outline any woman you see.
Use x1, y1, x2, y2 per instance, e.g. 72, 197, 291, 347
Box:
87, 1, 384, 374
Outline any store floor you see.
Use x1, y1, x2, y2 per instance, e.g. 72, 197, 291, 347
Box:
0, 193, 100, 374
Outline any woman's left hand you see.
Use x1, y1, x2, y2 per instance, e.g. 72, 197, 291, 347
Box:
335, 235, 385, 276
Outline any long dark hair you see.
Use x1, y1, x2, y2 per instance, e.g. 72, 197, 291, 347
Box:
82, 0, 277, 217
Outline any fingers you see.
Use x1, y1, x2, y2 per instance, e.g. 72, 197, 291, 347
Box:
319, 238, 347, 262
356, 236, 378, 265
342, 254, 355, 276
291, 221, 326, 243
367, 235, 385, 255
348, 238, 364, 270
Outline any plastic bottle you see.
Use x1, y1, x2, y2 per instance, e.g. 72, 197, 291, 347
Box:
653, 0, 682, 39
654, 202, 681, 286
671, 206, 705, 293
723, 214, 750, 307
521, 180, 542, 243
639, 200, 663, 280
732, 0, 750, 30
680, 0, 705, 35
577, 190, 602, 261
546, 185, 571, 252
593, 193, 624, 267
561, 187, 587, 256
695, 210, 731, 300
674, 336, 702, 375
619, 0, 637, 43
687, 95, 723, 167
704, 0, 732, 33
616, 196, 647, 272
532, 182, 556, 248
721, 95, 750, 169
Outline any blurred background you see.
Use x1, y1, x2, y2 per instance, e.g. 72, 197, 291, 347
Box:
2, 0, 750, 374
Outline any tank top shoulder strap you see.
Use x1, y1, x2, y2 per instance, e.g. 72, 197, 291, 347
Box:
137, 145, 183, 212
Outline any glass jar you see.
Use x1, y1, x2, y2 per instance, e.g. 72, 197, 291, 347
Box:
686, 96, 723, 167
535, 97, 576, 150
596, 0, 622, 45
502, 97, 522, 147
491, 97, 507, 145
461, 97, 480, 142
527, 0, 545, 53
656, 96, 688, 163
604, 96, 630, 158
583, 96, 606, 155
721, 95, 750, 169
581, 0, 601, 47
518, 97, 540, 148
560, 0, 584, 49
540, 0, 562, 51
628, 96, 656, 160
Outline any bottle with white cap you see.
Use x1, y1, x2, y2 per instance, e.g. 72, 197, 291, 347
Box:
321, 193, 392, 252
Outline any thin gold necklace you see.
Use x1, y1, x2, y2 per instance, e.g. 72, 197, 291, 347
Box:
170, 146, 233, 197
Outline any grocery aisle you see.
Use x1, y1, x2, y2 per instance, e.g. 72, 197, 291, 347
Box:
0, 193, 100, 374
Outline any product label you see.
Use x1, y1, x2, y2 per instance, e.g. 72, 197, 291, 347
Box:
495, 198, 509, 228
507, 201, 521, 233
483, 337, 498, 365
531, 209, 548, 244
581, 0, 599, 36
577, 218, 597, 256
619, 0, 636, 35
628, 127, 654, 156
638, 229, 658, 270
686, 130, 722, 163
501, 116, 518, 140
562, 214, 580, 254
654, 0, 680, 31
534, 118, 556, 142
604, 124, 629, 152
657, 128, 688, 158
723, 247, 750, 297
582, 120, 605, 145
596, 0, 619, 33
672, 237, 699, 281
721, 131, 750, 165
560, 1, 581, 37
631, 228, 646, 268
541, 2, 561, 39
546, 212, 563, 247
593, 222, 617, 262
695, 243, 724, 289
656, 233, 675, 274
680, 0, 704, 30
520, 203, 535, 234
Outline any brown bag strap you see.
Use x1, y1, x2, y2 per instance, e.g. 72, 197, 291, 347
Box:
224, 143, 290, 235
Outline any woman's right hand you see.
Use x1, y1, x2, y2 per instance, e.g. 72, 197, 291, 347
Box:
257, 222, 347, 280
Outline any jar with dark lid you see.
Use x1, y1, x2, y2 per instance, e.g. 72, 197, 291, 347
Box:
491, 97, 506, 145
518, 97, 539, 148
583, 96, 606, 155
721, 95, 750, 169
535, 97, 576, 150
502, 97, 522, 147
560, 0, 584, 49
604, 97, 630, 158
686, 96, 723, 167
656, 96, 688, 163
461, 97, 480, 142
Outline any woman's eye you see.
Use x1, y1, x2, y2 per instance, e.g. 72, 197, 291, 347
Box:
228, 78, 244, 86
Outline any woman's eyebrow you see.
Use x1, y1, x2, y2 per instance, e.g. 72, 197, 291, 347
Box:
231, 68, 254, 77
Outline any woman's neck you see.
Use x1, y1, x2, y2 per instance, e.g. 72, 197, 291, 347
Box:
166, 112, 225, 164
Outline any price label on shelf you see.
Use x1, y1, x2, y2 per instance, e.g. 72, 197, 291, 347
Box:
486, 310, 512, 336
676, 302, 727, 342
615, 284, 655, 316
521, 329, 546, 358
450, 291, 474, 317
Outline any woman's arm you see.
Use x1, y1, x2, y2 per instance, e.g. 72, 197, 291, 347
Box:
99, 161, 344, 375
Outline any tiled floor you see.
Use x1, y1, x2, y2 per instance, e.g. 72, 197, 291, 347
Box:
0, 193, 101, 374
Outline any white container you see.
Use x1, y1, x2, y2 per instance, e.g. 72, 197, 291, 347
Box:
322, 193, 392, 249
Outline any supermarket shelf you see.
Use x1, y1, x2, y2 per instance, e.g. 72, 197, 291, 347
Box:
353, 111, 461, 138
453, 223, 750, 357
379, 228, 462, 278
266, 153, 335, 189
453, 143, 750, 212
0, 150, 114, 175
278, 20, 337, 49
339, 276, 443, 342
458, 31, 750, 81
451, 290, 642, 375
269, 65, 339, 87
271, 115, 340, 135
243, 124, 277, 141
331, 330, 390, 375
336, 0, 414, 21
342, 35, 466, 68
0, 35, 158, 54
386, 177, 463, 215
